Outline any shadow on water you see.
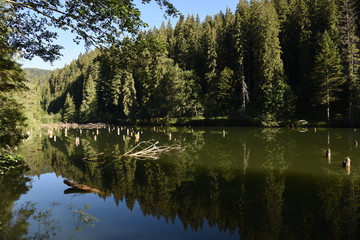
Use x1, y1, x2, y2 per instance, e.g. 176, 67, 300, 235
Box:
2, 126, 360, 239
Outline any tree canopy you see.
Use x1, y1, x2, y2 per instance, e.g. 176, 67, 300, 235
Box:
1, 0, 178, 62
0, 0, 177, 151
37, 0, 360, 126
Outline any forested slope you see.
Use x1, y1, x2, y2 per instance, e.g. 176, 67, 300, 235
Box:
41, 0, 360, 126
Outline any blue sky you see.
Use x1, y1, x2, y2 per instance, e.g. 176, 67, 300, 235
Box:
20, 0, 239, 70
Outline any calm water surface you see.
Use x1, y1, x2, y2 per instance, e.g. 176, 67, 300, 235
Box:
1, 126, 360, 239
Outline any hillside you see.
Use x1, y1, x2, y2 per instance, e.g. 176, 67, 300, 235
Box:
23, 68, 52, 85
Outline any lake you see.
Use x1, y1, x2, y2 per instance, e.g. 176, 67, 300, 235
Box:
1, 126, 360, 240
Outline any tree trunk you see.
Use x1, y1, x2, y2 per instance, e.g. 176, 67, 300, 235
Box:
327, 83, 330, 121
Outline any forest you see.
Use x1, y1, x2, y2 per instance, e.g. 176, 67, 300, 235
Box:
1, 0, 360, 153
37, 0, 360, 127
2, 1, 360, 238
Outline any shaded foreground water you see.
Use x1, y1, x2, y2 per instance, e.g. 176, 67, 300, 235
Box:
1, 126, 360, 239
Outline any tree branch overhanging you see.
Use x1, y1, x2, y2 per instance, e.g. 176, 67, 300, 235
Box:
1, 0, 178, 61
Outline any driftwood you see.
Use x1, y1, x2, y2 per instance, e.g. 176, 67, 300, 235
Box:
63, 179, 102, 194
79, 140, 183, 162
121, 140, 183, 160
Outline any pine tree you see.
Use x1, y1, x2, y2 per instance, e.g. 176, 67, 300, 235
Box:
234, 0, 251, 114
121, 70, 138, 118
173, 14, 188, 69
286, 0, 312, 111
339, 0, 360, 123
202, 16, 218, 117
216, 8, 236, 71
311, 31, 345, 121
80, 65, 98, 122
62, 93, 77, 122
250, 0, 292, 126
216, 67, 235, 116
311, 0, 340, 40
178, 70, 203, 117
96, 49, 119, 114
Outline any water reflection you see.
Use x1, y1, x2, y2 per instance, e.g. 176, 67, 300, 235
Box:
4, 127, 360, 239
0, 165, 31, 239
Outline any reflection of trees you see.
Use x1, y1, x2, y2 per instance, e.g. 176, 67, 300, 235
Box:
314, 128, 360, 240
256, 128, 289, 240
1, 199, 97, 240
16, 127, 360, 239
0, 165, 32, 240
317, 168, 360, 239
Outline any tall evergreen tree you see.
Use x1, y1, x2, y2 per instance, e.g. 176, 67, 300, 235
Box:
286, 0, 312, 111
311, 31, 345, 121
173, 14, 188, 69
234, 0, 251, 114
311, 0, 340, 40
80, 64, 99, 122
215, 67, 235, 115
250, 0, 292, 126
339, 0, 360, 123
121, 70, 138, 118
62, 93, 77, 122
216, 8, 236, 71
202, 16, 218, 116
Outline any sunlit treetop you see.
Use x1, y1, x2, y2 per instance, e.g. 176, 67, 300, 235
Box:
0, 0, 178, 62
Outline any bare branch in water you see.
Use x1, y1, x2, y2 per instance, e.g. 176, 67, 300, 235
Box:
122, 140, 183, 160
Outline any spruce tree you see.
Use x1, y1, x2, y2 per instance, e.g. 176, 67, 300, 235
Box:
202, 16, 218, 117
216, 67, 235, 116
121, 70, 138, 118
62, 93, 77, 122
173, 14, 188, 69
311, 31, 345, 121
286, 0, 312, 111
234, 0, 251, 114
311, 0, 340, 40
80, 66, 98, 122
339, 0, 360, 123
250, 0, 292, 126
216, 8, 236, 71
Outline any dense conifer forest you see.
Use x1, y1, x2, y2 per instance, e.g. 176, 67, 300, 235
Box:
2, 0, 360, 153
38, 0, 360, 126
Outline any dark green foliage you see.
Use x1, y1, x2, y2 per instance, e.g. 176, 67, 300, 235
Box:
36, 0, 360, 126
339, 0, 360, 124
215, 67, 235, 116
0, 25, 27, 151
0, 0, 178, 151
249, 0, 291, 126
62, 93, 77, 122
80, 66, 99, 122
0, 96, 27, 149
2, 0, 178, 62
121, 70, 138, 118
311, 31, 344, 121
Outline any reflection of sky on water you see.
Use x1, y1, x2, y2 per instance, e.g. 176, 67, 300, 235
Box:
15, 173, 239, 240
9, 126, 360, 240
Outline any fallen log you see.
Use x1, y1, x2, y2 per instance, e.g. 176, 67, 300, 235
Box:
63, 179, 102, 194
